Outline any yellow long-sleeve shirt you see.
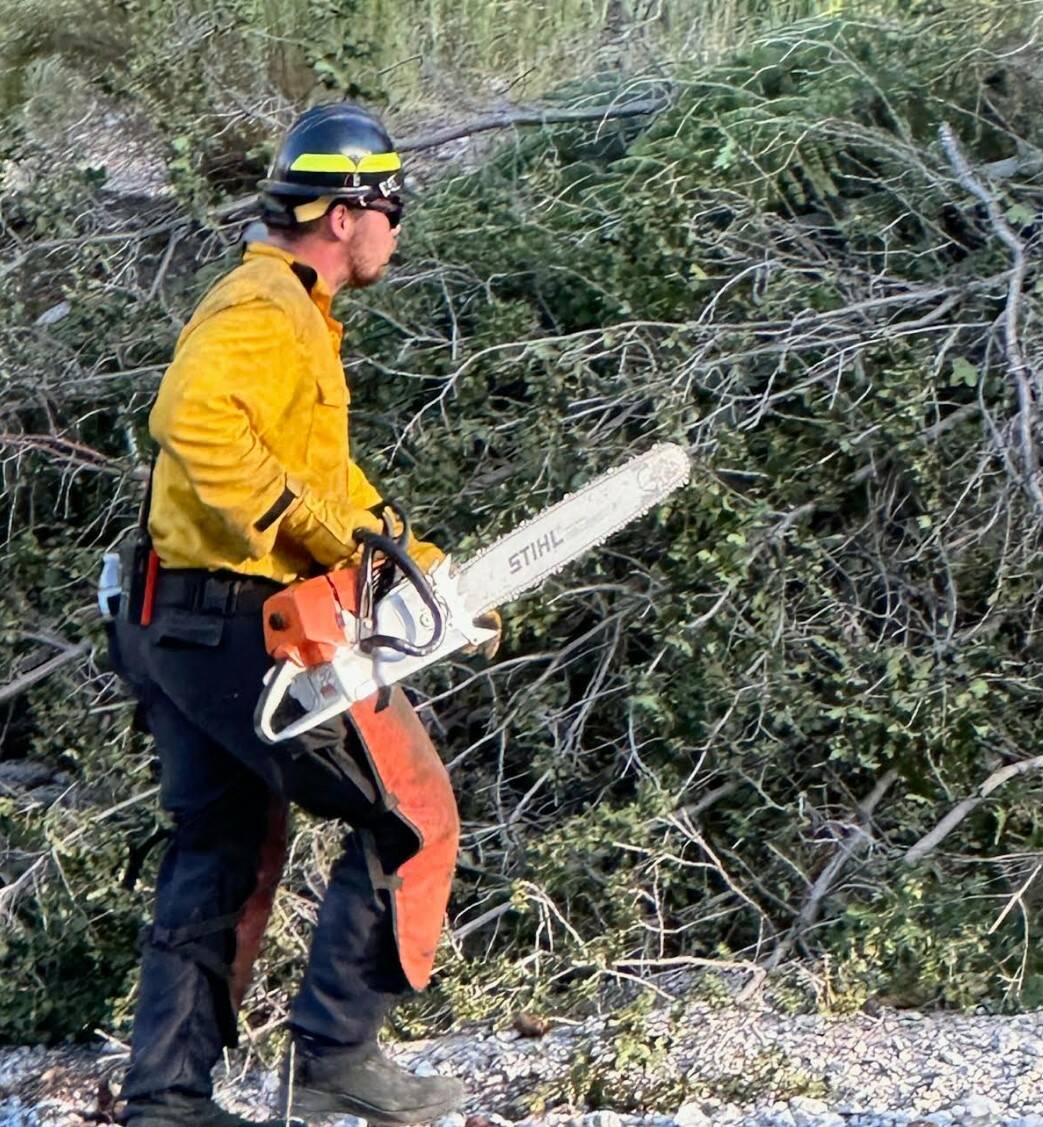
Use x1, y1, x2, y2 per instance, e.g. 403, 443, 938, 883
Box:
148, 241, 440, 584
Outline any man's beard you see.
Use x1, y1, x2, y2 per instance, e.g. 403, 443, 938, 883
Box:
349, 259, 388, 288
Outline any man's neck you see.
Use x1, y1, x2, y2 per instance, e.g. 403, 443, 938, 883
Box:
265, 231, 347, 294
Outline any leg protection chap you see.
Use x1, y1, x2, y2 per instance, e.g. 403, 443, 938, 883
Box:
347, 687, 459, 990
124, 771, 283, 1103
231, 795, 289, 1010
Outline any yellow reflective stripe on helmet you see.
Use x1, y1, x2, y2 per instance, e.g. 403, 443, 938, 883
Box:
355, 152, 401, 173
290, 153, 354, 173
289, 151, 401, 174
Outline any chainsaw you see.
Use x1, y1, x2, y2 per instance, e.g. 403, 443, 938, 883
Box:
254, 443, 691, 743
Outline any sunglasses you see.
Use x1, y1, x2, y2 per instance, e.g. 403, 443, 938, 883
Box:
358, 196, 404, 230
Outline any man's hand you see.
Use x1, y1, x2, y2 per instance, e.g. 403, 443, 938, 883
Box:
464, 610, 502, 660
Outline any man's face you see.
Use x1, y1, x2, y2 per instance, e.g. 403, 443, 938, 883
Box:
340, 204, 400, 287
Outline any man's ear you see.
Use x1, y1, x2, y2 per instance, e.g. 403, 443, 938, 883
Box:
327, 203, 354, 242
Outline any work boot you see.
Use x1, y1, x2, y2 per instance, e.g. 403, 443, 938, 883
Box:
282, 1037, 466, 1125
123, 1091, 302, 1126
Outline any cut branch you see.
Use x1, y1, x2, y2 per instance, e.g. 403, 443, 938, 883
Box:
397, 96, 668, 152
452, 900, 516, 941
904, 755, 1043, 865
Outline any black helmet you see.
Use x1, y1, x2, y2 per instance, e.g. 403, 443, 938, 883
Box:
259, 103, 404, 228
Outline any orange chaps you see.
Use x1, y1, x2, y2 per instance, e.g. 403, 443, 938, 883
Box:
231, 796, 289, 1010
225, 689, 458, 999
262, 568, 460, 990
347, 687, 459, 989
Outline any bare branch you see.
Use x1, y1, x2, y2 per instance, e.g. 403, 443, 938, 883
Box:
939, 121, 1043, 512
904, 755, 1043, 865
770, 768, 900, 968
397, 96, 668, 152
0, 641, 92, 707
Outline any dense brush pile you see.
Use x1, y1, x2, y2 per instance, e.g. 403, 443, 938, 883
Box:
2, 3, 1043, 1055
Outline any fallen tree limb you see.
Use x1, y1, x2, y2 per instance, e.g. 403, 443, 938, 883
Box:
397, 96, 668, 152
904, 754, 1043, 865
0, 641, 91, 707
939, 121, 1043, 513
0, 433, 128, 476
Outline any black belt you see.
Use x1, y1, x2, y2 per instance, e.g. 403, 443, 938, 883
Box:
153, 568, 285, 617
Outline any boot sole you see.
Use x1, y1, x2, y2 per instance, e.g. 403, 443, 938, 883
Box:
282, 1083, 462, 1126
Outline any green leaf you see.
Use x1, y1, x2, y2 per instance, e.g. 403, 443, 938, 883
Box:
1005, 202, 1035, 226
950, 356, 979, 387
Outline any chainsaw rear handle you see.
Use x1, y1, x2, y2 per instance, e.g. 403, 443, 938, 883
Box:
353, 525, 446, 657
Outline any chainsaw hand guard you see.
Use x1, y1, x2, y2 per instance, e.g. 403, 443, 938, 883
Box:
354, 523, 445, 658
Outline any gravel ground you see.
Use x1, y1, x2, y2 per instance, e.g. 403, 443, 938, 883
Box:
1, 1000, 1041, 1127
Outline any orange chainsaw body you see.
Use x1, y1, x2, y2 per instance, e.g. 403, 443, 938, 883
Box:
262, 569, 359, 667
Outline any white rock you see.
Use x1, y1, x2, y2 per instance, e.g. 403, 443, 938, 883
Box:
583, 1113, 623, 1127
962, 1094, 999, 1121
671, 1105, 711, 1127
433, 1114, 466, 1127
1014, 1118, 1043, 1127
789, 1096, 829, 1118
413, 1059, 439, 1077
813, 1115, 846, 1127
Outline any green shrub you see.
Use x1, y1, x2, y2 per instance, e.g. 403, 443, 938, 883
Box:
3, 1, 1043, 1049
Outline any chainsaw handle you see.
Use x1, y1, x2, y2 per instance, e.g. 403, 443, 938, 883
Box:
353, 526, 445, 657
254, 660, 350, 744
373, 500, 410, 603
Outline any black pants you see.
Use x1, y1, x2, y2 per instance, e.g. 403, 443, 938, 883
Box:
111, 588, 416, 1102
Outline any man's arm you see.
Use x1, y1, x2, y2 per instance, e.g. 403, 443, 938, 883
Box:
149, 298, 382, 564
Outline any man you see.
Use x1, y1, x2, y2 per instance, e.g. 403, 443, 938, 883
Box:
112, 103, 487, 1127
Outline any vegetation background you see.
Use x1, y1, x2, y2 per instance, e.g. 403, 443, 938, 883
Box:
2, 0, 1043, 1092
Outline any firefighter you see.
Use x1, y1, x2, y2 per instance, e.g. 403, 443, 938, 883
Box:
112, 103, 491, 1127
